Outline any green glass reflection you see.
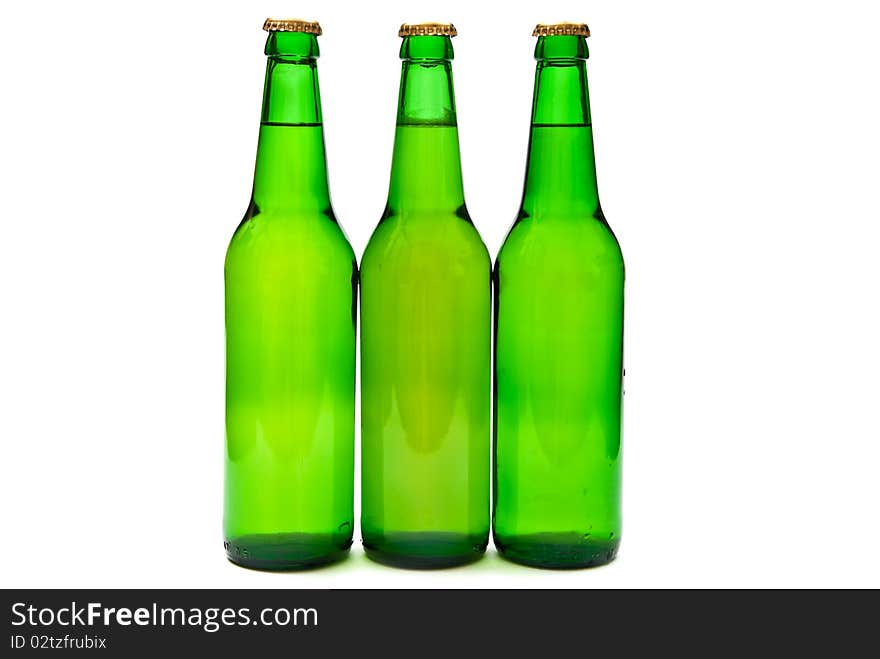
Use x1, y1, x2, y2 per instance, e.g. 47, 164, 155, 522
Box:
360, 34, 491, 568
493, 34, 625, 568
224, 30, 356, 570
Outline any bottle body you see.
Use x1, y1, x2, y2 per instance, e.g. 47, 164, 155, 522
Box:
360, 33, 490, 567
361, 201, 490, 567
224, 28, 355, 569
493, 194, 623, 568
493, 32, 624, 568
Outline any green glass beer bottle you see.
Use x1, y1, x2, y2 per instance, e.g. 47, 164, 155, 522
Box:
493, 23, 624, 568
360, 23, 491, 568
224, 19, 356, 570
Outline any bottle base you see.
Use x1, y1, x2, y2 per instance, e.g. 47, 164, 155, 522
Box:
225, 532, 352, 571
494, 532, 619, 569
363, 531, 487, 569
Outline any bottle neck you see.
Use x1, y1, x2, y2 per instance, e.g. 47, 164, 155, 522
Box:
251, 32, 330, 212
521, 36, 599, 218
386, 36, 464, 214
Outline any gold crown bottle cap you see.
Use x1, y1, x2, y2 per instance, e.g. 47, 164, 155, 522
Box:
262, 18, 322, 35
398, 23, 457, 37
533, 23, 590, 38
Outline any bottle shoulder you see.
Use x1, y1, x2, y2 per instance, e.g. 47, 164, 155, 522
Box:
362, 209, 490, 270
497, 210, 623, 270
226, 206, 356, 268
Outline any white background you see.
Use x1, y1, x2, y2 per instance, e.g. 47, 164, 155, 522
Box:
1, 0, 878, 588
